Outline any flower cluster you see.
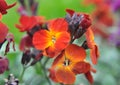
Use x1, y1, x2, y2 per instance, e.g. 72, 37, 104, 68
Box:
16, 7, 99, 84
0, 0, 100, 85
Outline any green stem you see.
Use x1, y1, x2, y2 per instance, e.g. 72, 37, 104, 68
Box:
19, 66, 27, 83
40, 59, 52, 85
43, 57, 50, 66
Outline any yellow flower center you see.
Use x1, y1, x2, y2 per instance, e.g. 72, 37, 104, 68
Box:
51, 35, 56, 43
63, 59, 70, 66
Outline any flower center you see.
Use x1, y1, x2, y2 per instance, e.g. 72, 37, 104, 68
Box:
51, 35, 56, 43
63, 59, 70, 66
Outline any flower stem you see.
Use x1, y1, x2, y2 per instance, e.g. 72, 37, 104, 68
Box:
40, 58, 52, 85
19, 66, 27, 83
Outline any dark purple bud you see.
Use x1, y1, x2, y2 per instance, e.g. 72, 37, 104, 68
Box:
27, 25, 41, 36
82, 41, 89, 49
65, 9, 92, 39
18, 0, 26, 8
21, 50, 31, 65
74, 26, 86, 39
31, 2, 39, 15
29, 0, 34, 7
30, 50, 43, 66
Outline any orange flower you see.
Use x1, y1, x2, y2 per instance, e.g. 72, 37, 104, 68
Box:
0, 0, 16, 14
49, 44, 91, 84
85, 27, 100, 64
92, 5, 113, 27
16, 15, 39, 32
33, 18, 70, 57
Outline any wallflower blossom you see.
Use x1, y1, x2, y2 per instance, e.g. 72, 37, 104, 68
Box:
92, 4, 113, 27
33, 18, 70, 58
49, 44, 92, 84
16, 15, 39, 32
0, 0, 16, 14
85, 27, 100, 64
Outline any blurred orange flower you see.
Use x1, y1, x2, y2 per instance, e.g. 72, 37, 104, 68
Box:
33, 18, 70, 57
16, 15, 39, 32
49, 44, 91, 84
0, 0, 16, 14
85, 27, 100, 64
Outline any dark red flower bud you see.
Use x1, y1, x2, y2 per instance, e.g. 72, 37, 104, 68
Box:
81, 41, 89, 49
30, 49, 43, 66
0, 0, 16, 14
21, 50, 31, 65
0, 57, 9, 74
79, 14, 91, 30
19, 35, 33, 51
0, 22, 8, 43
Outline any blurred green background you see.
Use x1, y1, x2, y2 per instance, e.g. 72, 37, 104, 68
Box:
1, 0, 120, 85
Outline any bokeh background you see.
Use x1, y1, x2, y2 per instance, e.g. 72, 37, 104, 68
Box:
0, 0, 120, 85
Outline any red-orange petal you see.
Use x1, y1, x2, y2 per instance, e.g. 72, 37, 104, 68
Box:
17, 15, 38, 31
48, 18, 68, 32
72, 61, 90, 74
85, 27, 96, 49
65, 44, 86, 62
0, 22, 8, 43
33, 30, 51, 50
49, 68, 59, 82
45, 46, 60, 58
85, 71, 94, 84
90, 44, 100, 64
85, 27, 94, 44
51, 52, 64, 68
55, 32, 70, 51
55, 66, 75, 84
